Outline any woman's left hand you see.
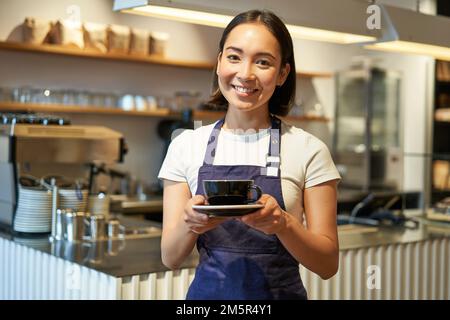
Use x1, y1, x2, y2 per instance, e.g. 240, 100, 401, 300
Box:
239, 194, 288, 235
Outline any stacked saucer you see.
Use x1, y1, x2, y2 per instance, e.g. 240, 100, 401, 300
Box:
13, 186, 52, 233
13, 186, 89, 234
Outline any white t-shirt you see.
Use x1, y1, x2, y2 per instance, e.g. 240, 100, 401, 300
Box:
158, 120, 341, 221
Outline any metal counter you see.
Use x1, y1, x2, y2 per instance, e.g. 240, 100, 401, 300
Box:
1, 213, 450, 278
0, 215, 198, 278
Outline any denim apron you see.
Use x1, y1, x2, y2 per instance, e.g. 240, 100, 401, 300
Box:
186, 116, 307, 300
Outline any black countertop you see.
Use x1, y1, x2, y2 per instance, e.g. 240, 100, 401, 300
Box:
2, 213, 450, 278
0, 215, 199, 278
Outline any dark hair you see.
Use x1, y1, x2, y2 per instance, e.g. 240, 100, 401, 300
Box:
208, 10, 296, 116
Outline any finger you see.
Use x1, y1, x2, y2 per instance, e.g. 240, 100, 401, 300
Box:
242, 215, 275, 227
257, 194, 272, 203
242, 218, 281, 232
241, 206, 282, 225
241, 207, 271, 222
192, 211, 209, 222
192, 195, 207, 205
189, 222, 210, 229
208, 216, 231, 222
185, 212, 209, 224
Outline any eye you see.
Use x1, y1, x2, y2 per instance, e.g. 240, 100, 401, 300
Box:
227, 54, 240, 62
256, 59, 271, 67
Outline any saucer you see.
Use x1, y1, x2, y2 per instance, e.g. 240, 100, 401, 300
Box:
192, 204, 264, 217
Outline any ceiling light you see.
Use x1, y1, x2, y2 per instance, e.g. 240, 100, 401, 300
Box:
365, 4, 450, 61
113, 0, 377, 44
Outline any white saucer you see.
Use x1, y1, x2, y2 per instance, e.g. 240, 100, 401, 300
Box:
192, 204, 264, 217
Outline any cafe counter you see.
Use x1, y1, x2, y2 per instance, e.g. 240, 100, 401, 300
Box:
1, 213, 450, 300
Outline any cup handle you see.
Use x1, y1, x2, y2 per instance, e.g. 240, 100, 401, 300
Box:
248, 185, 262, 203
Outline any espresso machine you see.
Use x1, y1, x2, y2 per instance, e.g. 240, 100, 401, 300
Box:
0, 113, 127, 233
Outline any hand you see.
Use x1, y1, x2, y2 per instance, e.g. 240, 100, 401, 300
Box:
184, 195, 231, 235
240, 194, 288, 235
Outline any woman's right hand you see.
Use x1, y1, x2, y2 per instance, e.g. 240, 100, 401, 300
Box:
184, 195, 230, 235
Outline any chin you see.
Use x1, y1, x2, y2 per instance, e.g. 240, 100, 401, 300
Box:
233, 104, 260, 112
228, 99, 262, 111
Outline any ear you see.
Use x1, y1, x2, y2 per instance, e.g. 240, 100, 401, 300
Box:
277, 63, 291, 86
216, 52, 223, 76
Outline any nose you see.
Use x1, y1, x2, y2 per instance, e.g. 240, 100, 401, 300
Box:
236, 61, 255, 82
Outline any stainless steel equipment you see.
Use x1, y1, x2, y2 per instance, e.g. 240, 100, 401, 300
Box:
0, 115, 126, 232
86, 213, 106, 241
107, 218, 125, 238
64, 211, 85, 242
333, 63, 403, 192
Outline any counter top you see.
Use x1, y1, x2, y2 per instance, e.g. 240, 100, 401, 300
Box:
337, 216, 450, 250
1, 213, 450, 278
0, 215, 199, 278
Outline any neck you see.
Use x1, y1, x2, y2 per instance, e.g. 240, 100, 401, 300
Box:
223, 107, 271, 131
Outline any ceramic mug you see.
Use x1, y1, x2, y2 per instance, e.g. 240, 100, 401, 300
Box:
203, 180, 262, 205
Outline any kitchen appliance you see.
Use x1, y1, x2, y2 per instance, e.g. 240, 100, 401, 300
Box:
0, 113, 127, 233
337, 191, 420, 229
333, 61, 403, 192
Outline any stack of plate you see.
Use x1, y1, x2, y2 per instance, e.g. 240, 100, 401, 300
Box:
13, 186, 52, 233
13, 186, 89, 234
59, 189, 88, 212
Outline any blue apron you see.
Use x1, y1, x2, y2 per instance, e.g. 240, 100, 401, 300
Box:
186, 116, 307, 300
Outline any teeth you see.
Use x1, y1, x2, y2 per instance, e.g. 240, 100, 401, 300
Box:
234, 85, 255, 93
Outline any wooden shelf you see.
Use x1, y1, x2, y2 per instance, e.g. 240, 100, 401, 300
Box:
194, 110, 329, 122
0, 41, 214, 70
0, 102, 329, 122
0, 41, 332, 78
0, 101, 176, 118
297, 71, 333, 78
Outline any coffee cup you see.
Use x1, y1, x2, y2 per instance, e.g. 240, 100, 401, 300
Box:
203, 180, 262, 205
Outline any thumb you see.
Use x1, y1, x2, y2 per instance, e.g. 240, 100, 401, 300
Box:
192, 195, 207, 205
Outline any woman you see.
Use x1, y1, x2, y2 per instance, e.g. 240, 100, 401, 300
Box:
158, 9, 341, 300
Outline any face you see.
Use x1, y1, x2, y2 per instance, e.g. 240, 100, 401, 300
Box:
216, 23, 290, 113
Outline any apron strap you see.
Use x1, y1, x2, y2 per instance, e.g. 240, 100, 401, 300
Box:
264, 116, 281, 177
203, 118, 224, 165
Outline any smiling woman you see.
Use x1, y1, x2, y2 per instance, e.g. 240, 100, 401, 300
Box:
209, 10, 295, 122
215, 23, 290, 120
158, 9, 341, 300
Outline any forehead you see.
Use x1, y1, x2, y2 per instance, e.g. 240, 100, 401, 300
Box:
224, 23, 281, 57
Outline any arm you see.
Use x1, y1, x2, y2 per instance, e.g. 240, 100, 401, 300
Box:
161, 180, 197, 269
241, 179, 339, 279
161, 179, 231, 269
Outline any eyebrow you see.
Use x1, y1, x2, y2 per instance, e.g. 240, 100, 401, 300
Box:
225, 46, 276, 60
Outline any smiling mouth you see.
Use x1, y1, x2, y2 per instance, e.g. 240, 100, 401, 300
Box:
231, 85, 258, 94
